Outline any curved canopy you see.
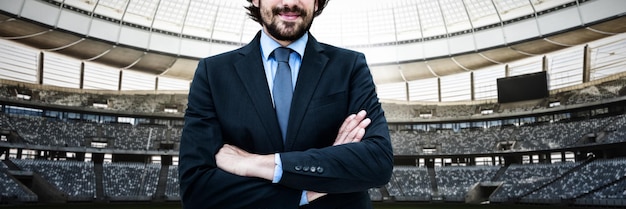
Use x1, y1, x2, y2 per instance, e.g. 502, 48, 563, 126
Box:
0, 0, 625, 92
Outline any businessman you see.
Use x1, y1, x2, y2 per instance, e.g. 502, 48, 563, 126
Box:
179, 0, 393, 208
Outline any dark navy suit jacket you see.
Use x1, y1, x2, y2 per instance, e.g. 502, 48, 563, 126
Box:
179, 32, 393, 209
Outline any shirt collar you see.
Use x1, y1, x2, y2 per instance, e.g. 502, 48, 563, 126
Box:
260, 30, 308, 60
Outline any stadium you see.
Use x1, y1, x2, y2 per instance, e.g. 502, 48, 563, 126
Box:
1, 0, 626, 208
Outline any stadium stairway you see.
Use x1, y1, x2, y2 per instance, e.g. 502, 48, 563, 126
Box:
517, 156, 596, 200
490, 165, 509, 181
379, 186, 391, 202
575, 175, 626, 199
0, 163, 38, 203
154, 164, 169, 201
2, 159, 20, 170
94, 163, 104, 201
6, 159, 65, 203
428, 167, 441, 201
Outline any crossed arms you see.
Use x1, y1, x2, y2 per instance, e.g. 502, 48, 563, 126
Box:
215, 110, 372, 202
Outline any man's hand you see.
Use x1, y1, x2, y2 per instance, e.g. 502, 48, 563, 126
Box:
333, 110, 371, 146
215, 144, 275, 180
308, 110, 371, 202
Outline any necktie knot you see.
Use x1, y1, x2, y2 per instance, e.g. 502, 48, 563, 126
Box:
273, 47, 291, 63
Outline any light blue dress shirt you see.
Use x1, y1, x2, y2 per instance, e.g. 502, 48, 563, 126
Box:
260, 30, 307, 101
259, 30, 310, 205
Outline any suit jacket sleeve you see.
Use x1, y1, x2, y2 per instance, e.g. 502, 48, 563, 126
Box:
278, 52, 394, 193
179, 59, 301, 209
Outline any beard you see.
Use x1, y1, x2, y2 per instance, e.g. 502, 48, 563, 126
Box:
260, 3, 314, 42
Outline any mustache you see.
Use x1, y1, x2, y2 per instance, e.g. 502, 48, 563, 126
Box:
272, 6, 307, 16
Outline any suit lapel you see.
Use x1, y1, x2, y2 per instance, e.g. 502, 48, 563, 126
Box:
285, 35, 329, 150
234, 33, 284, 151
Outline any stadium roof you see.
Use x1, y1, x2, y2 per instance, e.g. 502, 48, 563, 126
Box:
0, 0, 625, 100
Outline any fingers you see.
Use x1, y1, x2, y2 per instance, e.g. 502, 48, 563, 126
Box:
335, 111, 365, 139
215, 145, 234, 167
222, 144, 245, 155
336, 113, 356, 137
333, 110, 370, 146
217, 144, 235, 157
334, 116, 354, 145
334, 110, 368, 145
349, 118, 370, 142
215, 146, 229, 170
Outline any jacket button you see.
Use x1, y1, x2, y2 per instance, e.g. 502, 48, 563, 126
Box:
316, 166, 324, 173
295, 165, 302, 171
303, 166, 310, 172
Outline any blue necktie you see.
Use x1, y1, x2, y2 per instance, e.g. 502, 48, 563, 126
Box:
273, 47, 293, 142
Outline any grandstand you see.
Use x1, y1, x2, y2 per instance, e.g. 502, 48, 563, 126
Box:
3, 73, 626, 207
1, 0, 626, 208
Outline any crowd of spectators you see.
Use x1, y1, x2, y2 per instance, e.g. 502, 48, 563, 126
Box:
385, 166, 431, 201
7, 116, 97, 147
514, 120, 589, 151
497, 100, 544, 115
368, 188, 383, 201
0, 113, 182, 150
379, 77, 626, 121
102, 162, 160, 200
1, 71, 626, 206
2, 158, 625, 205
36, 89, 88, 107
380, 103, 419, 120
523, 157, 626, 203
2, 74, 626, 120
390, 114, 626, 155
0, 162, 38, 202
0, 85, 12, 98
0, 114, 9, 128
560, 77, 626, 105
602, 114, 626, 143
165, 165, 179, 200
2, 74, 626, 154
379, 158, 626, 205
435, 105, 476, 118
102, 123, 170, 150
12, 159, 95, 201
3, 159, 182, 202
490, 162, 581, 202
435, 166, 499, 202
584, 176, 626, 200
0, 84, 185, 116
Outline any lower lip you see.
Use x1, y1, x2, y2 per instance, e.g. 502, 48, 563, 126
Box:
279, 14, 299, 21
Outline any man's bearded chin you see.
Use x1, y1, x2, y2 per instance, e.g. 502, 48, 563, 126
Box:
263, 7, 314, 41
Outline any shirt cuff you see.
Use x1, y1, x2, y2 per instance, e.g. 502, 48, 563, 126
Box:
300, 190, 309, 206
272, 153, 283, 183
274, 154, 307, 205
